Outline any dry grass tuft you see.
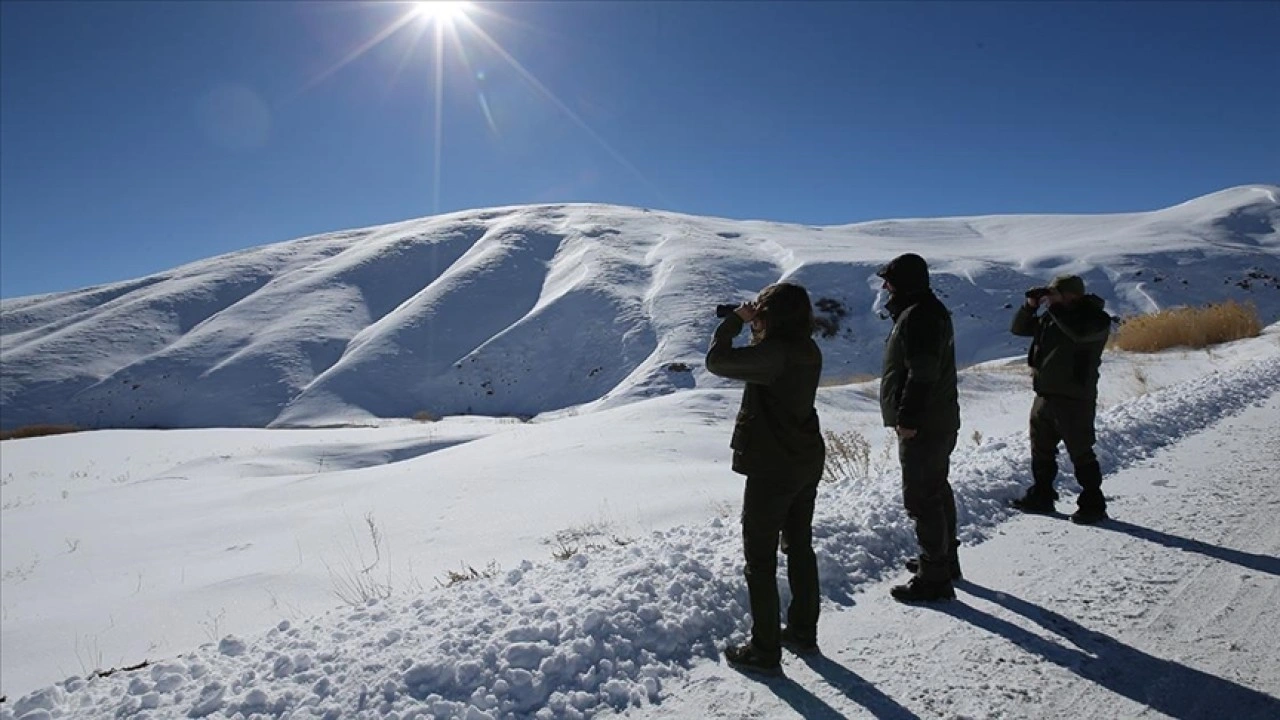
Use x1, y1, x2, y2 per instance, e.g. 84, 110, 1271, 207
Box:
547, 521, 633, 560
823, 429, 872, 484
435, 561, 500, 588
0, 424, 80, 441
1111, 301, 1262, 353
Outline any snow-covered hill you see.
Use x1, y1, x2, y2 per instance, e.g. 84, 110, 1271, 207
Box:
3, 185, 1278, 430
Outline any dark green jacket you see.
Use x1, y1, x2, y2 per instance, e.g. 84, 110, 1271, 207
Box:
880, 290, 961, 433
706, 315, 825, 477
1011, 295, 1111, 401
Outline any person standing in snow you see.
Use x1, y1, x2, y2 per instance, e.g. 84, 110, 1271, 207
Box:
1010, 274, 1113, 524
705, 282, 826, 675
877, 253, 962, 603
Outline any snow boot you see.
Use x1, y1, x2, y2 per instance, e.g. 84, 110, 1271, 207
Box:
780, 626, 820, 656
905, 556, 963, 581
1011, 485, 1059, 514
1070, 505, 1109, 525
1073, 461, 1108, 524
724, 644, 782, 676
890, 576, 955, 603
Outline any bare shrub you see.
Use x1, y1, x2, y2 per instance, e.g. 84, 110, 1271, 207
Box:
435, 561, 500, 588
551, 540, 582, 561
823, 429, 871, 484
1, 424, 79, 441
878, 430, 896, 468
547, 521, 633, 560
1111, 301, 1261, 353
325, 512, 393, 606
74, 634, 105, 676
199, 608, 227, 643
412, 411, 438, 423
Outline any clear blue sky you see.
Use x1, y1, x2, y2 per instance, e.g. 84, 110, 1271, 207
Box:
2, 1, 1277, 299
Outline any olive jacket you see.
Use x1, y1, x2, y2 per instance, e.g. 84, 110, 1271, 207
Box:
706, 315, 825, 477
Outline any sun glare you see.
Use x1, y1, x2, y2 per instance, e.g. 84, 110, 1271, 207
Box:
412, 1, 472, 23
290, 0, 663, 216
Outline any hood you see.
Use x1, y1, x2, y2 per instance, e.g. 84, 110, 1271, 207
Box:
877, 253, 930, 295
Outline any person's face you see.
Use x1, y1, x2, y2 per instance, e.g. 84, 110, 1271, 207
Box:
882, 278, 895, 294
1049, 289, 1079, 306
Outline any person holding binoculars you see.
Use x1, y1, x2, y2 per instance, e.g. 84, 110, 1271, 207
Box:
705, 282, 826, 675
1010, 274, 1113, 524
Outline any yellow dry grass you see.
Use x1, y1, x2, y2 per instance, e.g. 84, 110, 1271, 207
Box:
0, 424, 81, 441
1111, 300, 1262, 353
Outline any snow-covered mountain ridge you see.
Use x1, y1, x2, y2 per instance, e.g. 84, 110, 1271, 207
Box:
3, 185, 1278, 430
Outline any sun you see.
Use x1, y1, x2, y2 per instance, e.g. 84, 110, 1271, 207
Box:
290, 0, 661, 215
411, 1, 472, 24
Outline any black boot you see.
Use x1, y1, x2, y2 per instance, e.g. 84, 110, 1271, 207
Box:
904, 556, 962, 580
724, 644, 782, 675
890, 576, 955, 603
780, 626, 820, 656
1070, 506, 1108, 524
1015, 457, 1060, 513
1072, 460, 1107, 524
1011, 484, 1059, 514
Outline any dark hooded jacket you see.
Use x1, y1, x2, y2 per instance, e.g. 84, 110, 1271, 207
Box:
1011, 295, 1112, 401
878, 254, 961, 433
706, 315, 825, 477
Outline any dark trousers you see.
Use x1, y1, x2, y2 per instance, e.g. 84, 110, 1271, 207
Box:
742, 468, 821, 660
899, 429, 959, 583
1030, 394, 1105, 510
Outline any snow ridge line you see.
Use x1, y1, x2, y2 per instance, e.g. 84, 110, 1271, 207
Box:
9, 355, 1280, 720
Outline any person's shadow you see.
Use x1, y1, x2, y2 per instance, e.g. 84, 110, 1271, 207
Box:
941, 581, 1280, 719
751, 674, 848, 720
798, 654, 922, 720
1066, 518, 1280, 577
747, 657, 921, 720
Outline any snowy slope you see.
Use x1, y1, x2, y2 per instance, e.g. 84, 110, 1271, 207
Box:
3, 186, 1278, 430
620, 391, 1280, 720
3, 329, 1277, 718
